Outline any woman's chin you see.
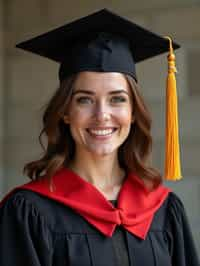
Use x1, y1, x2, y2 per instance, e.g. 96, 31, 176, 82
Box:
86, 145, 117, 157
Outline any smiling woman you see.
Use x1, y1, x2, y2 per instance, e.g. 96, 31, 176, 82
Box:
0, 8, 199, 266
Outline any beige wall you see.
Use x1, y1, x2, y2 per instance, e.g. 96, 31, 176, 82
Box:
1, 0, 200, 250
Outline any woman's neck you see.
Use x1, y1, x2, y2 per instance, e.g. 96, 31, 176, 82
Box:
68, 152, 125, 199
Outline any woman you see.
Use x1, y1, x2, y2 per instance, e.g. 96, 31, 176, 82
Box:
0, 9, 199, 266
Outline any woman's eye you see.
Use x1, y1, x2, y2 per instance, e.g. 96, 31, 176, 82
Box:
76, 96, 93, 104
111, 96, 127, 103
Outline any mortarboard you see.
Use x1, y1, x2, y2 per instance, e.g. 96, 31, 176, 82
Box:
16, 8, 180, 81
16, 8, 182, 181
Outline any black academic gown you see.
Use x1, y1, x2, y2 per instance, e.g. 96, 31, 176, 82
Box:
0, 189, 199, 266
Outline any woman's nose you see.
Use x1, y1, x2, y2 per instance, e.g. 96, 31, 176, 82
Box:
93, 104, 111, 122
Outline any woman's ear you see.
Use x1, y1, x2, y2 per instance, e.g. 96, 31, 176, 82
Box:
63, 115, 69, 124
131, 115, 135, 123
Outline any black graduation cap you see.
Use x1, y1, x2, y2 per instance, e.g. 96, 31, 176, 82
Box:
16, 8, 180, 82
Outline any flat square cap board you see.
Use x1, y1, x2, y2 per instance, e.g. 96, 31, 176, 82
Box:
16, 8, 180, 81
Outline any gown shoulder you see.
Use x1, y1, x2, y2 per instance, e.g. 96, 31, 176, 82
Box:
164, 192, 200, 266
0, 189, 54, 266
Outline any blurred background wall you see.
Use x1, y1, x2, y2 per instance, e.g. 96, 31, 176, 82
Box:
0, 0, 199, 250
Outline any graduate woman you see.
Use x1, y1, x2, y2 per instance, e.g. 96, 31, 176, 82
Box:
0, 9, 199, 266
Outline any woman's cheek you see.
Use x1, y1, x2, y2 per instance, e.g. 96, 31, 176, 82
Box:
115, 108, 132, 123
69, 108, 91, 123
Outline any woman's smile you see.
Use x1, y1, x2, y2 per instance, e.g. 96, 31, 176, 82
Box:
86, 127, 118, 139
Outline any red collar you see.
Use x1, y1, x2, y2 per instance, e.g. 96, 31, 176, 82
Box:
2, 168, 171, 239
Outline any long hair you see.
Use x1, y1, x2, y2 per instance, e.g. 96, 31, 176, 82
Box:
24, 73, 162, 185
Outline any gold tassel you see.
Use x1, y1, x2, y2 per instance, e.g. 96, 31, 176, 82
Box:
164, 36, 182, 181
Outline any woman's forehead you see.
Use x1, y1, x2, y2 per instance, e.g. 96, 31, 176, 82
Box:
72, 71, 131, 93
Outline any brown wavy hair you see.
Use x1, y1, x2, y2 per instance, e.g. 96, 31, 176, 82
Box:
24, 73, 162, 186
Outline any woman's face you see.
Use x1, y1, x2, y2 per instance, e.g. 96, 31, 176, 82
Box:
64, 71, 133, 157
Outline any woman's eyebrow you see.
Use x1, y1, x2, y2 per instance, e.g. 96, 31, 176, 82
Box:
72, 89, 129, 95
72, 90, 94, 95
109, 90, 129, 95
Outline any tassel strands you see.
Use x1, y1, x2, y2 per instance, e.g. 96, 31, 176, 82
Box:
164, 36, 182, 181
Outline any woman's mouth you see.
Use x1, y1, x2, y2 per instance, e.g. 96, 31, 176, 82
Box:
86, 128, 117, 137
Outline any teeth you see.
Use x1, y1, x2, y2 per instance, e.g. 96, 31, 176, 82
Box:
88, 129, 114, 136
